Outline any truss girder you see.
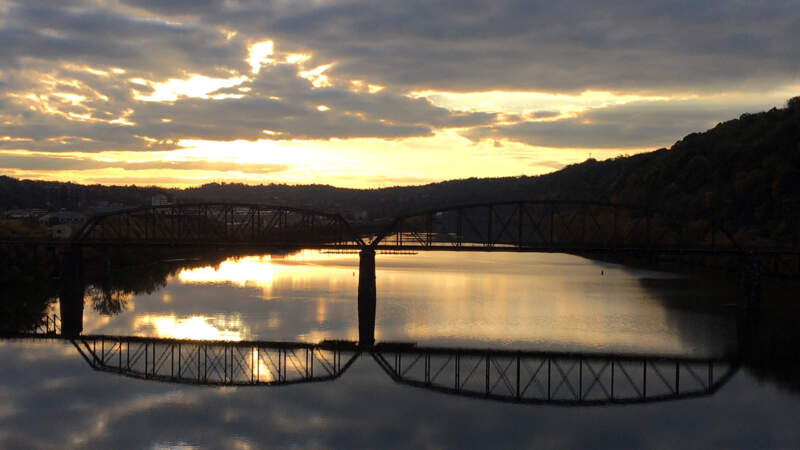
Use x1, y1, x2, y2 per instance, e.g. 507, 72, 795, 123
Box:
72, 336, 359, 386
371, 201, 743, 252
74, 203, 358, 247
372, 347, 737, 406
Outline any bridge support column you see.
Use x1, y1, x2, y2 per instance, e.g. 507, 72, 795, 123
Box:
741, 255, 762, 308
60, 246, 84, 338
357, 248, 376, 348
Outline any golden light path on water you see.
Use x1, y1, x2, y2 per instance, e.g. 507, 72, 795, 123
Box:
94, 250, 722, 356
127, 251, 358, 342
132, 315, 246, 341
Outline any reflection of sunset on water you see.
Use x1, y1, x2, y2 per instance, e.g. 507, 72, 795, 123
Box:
79, 251, 733, 355
133, 315, 246, 341
174, 251, 357, 300
176, 256, 279, 287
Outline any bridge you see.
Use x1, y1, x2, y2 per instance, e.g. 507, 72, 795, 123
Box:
0, 330, 737, 406
18, 200, 785, 341
65, 201, 743, 253
3, 200, 796, 276
3, 200, 775, 290
72, 203, 361, 248
53, 200, 795, 271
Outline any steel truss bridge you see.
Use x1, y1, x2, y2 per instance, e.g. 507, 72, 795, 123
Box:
367, 201, 738, 252
72, 203, 360, 248
47, 200, 795, 273
1, 332, 737, 406
1, 200, 793, 274
71, 200, 735, 253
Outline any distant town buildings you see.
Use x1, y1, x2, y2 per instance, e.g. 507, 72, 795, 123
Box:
1, 197, 152, 239
4, 208, 47, 219
38, 211, 87, 226
151, 194, 170, 206
38, 211, 87, 239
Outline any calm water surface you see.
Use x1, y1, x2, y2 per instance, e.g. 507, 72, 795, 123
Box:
1, 251, 798, 449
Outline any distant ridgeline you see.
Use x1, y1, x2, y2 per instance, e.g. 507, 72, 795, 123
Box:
1, 97, 799, 248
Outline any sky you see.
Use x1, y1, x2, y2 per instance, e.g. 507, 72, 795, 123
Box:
0, 0, 798, 188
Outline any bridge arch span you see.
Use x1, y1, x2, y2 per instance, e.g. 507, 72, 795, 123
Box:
73, 202, 361, 247
368, 199, 741, 254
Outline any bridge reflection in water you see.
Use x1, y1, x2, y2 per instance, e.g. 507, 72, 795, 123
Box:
3, 247, 744, 407
7, 232, 755, 407
72, 336, 359, 386
62, 334, 737, 406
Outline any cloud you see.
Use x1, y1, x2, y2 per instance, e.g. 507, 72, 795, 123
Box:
190, 0, 800, 93
463, 97, 788, 148
1, 2, 248, 78
0, 153, 291, 174
0, 0, 798, 182
526, 110, 560, 120
0, 22, 494, 153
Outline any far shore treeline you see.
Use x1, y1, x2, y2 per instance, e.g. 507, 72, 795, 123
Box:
2, 97, 799, 246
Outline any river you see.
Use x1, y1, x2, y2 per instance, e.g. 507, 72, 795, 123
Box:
1, 251, 798, 448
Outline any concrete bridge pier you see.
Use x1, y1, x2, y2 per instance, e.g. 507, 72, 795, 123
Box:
357, 248, 376, 347
60, 245, 84, 337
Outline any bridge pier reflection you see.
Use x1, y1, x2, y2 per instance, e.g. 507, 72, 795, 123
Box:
358, 248, 377, 347
60, 246, 84, 338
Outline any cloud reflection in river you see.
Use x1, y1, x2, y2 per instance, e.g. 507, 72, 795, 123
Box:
80, 251, 734, 356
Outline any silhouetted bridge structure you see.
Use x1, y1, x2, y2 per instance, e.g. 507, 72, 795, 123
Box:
2, 331, 737, 407
14, 200, 784, 276
3, 201, 796, 275
67, 201, 749, 253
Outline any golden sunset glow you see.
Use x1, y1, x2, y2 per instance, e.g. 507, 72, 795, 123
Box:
175, 251, 355, 298
133, 75, 249, 102
368, 252, 695, 353
134, 315, 246, 341
411, 89, 674, 117
177, 256, 280, 287
248, 40, 275, 74
0, 131, 647, 188
162, 251, 701, 353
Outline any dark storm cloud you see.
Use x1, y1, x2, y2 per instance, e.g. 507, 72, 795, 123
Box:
463, 98, 785, 148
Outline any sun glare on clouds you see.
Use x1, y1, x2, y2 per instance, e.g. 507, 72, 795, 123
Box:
412, 90, 674, 118
133, 75, 248, 102
248, 40, 275, 74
